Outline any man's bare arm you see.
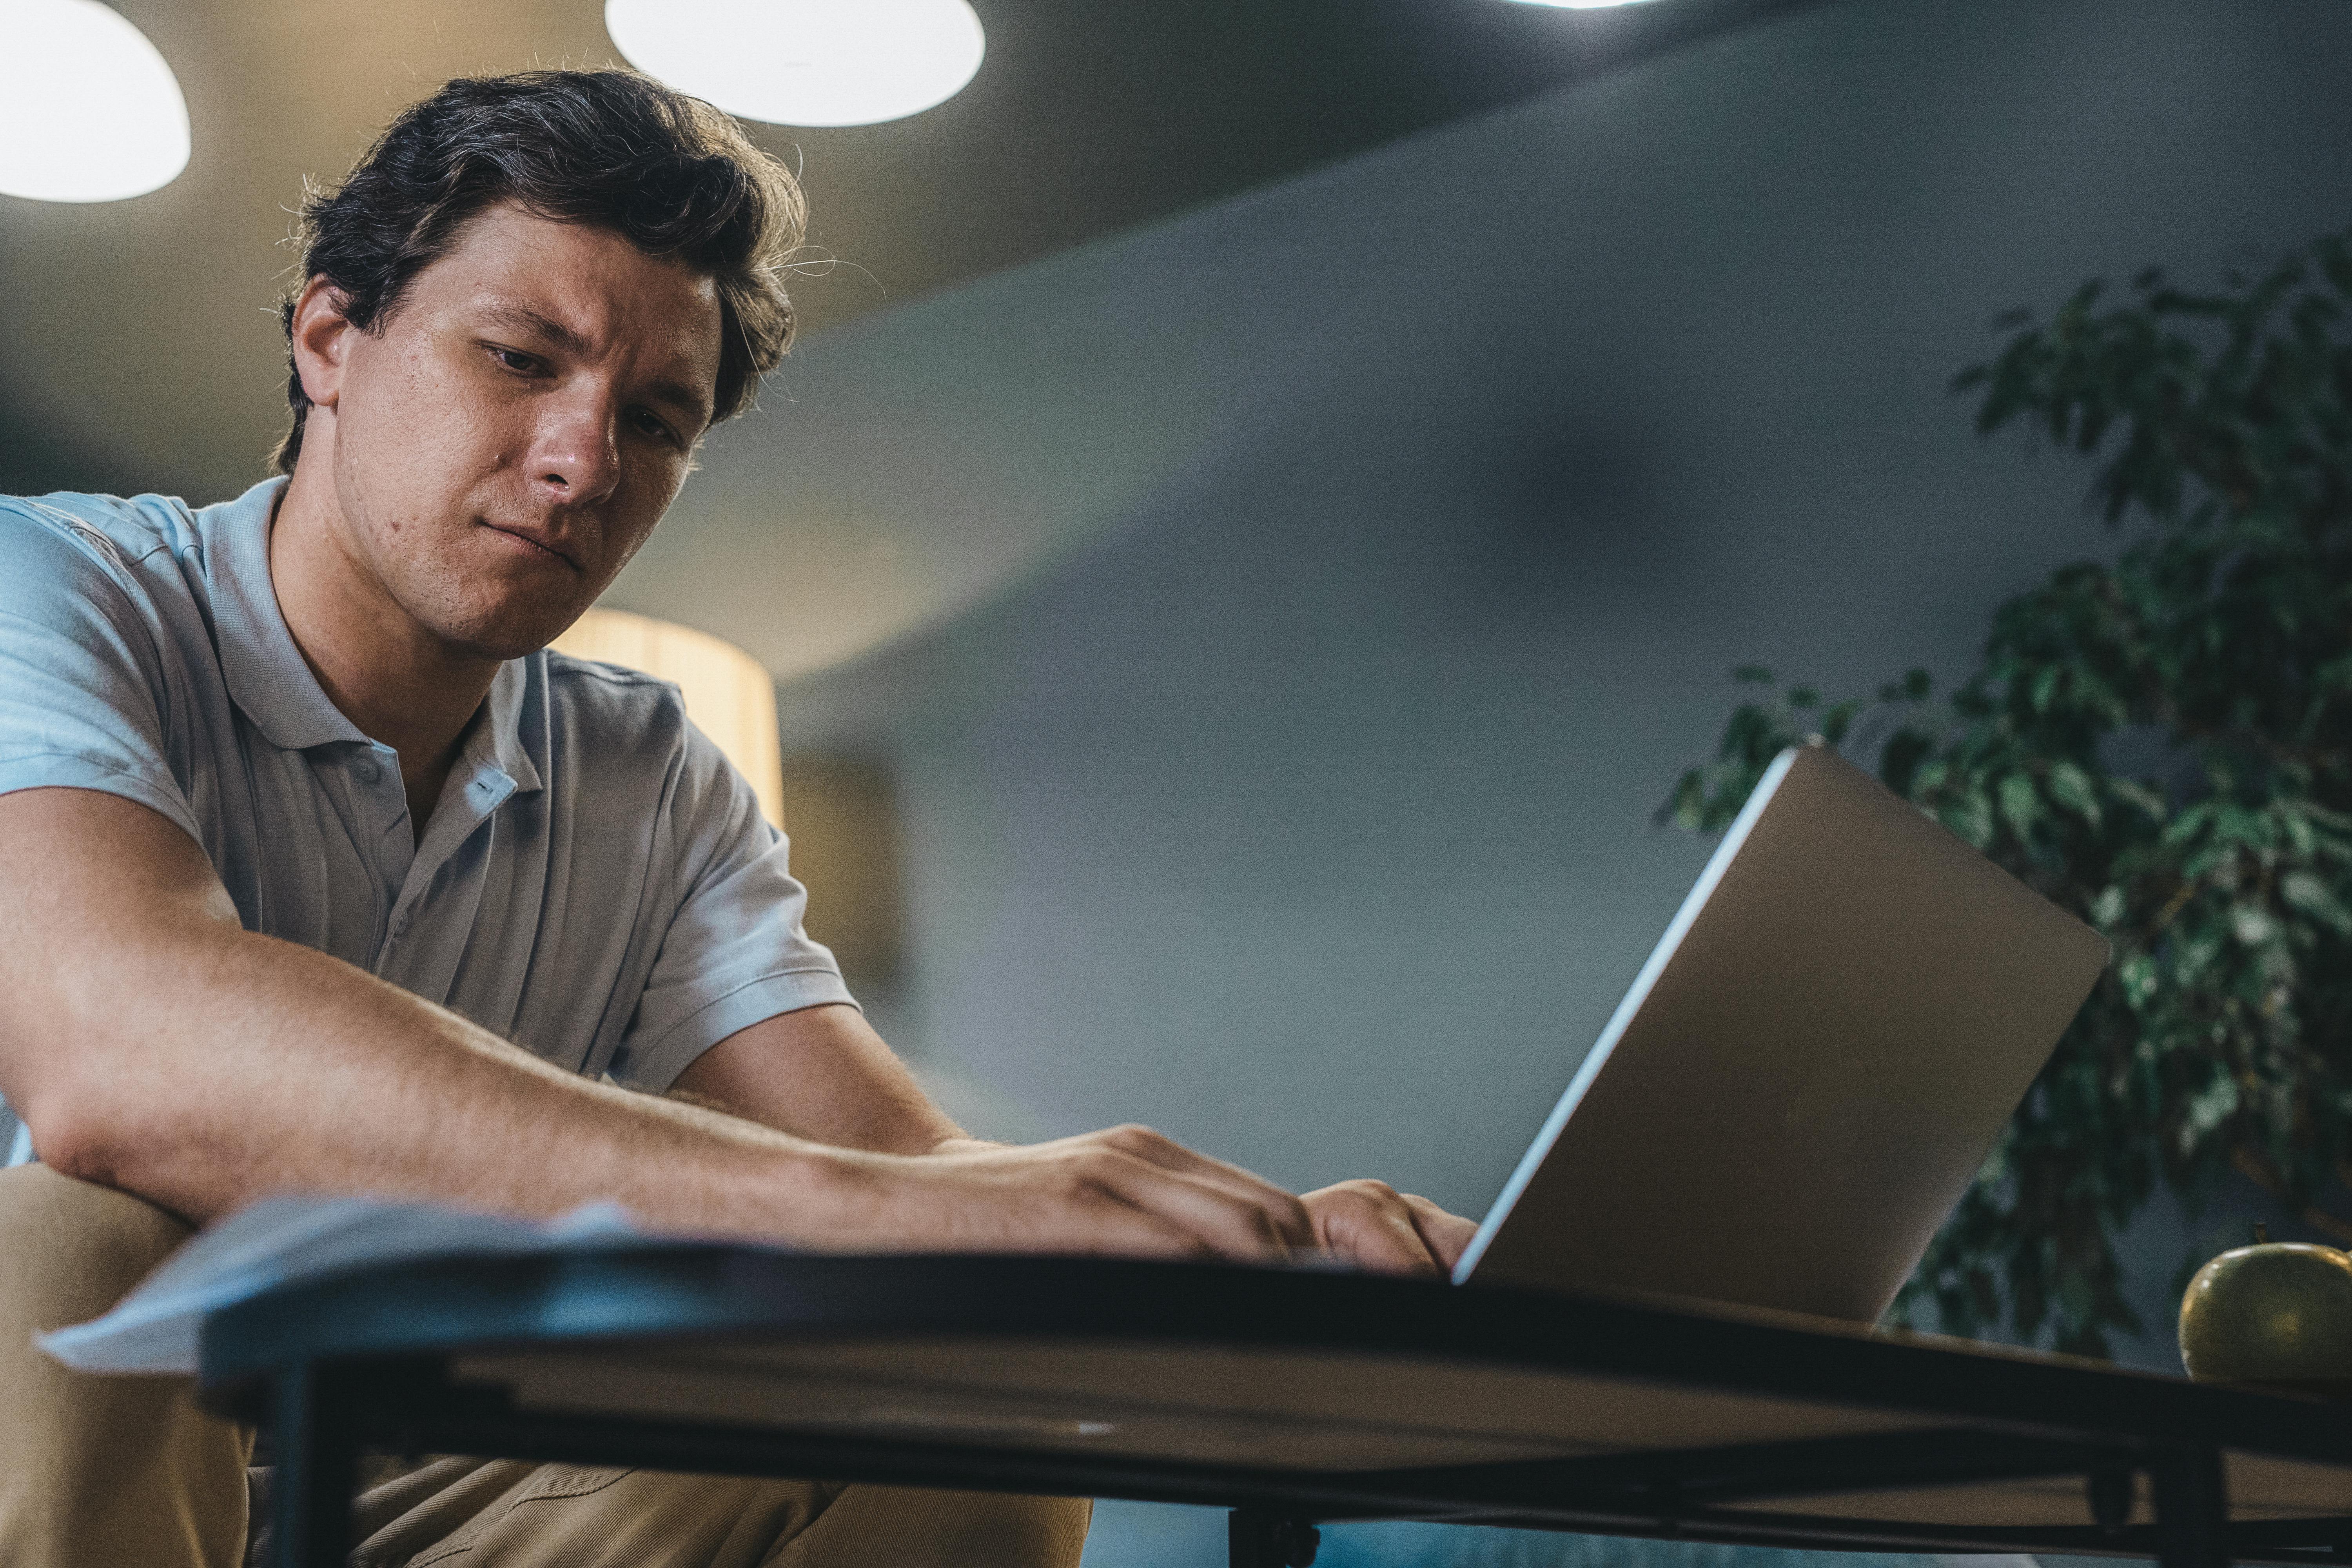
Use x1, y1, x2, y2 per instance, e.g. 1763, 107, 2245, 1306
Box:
675, 1005, 967, 1156
0, 788, 1314, 1262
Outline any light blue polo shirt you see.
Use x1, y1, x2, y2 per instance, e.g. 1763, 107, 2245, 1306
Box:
0, 478, 854, 1125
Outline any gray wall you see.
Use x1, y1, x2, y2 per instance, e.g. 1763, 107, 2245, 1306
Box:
748, 0, 2352, 1361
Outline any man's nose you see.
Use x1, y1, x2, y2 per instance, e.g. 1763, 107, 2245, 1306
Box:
530, 392, 622, 505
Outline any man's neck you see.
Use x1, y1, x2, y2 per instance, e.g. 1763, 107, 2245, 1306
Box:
269, 465, 501, 834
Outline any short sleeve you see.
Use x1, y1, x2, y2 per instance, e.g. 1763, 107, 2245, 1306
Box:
605, 721, 856, 1091
0, 502, 200, 843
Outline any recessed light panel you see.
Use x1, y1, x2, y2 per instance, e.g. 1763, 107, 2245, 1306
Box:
606, 0, 986, 129
0, 0, 189, 203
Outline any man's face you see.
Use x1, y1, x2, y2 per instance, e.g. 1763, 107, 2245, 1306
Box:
298, 202, 724, 660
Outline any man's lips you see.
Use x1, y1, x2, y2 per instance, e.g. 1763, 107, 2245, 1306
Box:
479, 520, 581, 571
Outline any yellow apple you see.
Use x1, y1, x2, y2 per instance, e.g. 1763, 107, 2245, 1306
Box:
2178, 1239, 2352, 1396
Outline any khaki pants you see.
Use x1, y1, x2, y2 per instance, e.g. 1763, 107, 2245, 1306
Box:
0, 1164, 1091, 1568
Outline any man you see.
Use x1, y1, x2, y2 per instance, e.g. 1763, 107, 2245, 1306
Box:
0, 68, 1472, 1568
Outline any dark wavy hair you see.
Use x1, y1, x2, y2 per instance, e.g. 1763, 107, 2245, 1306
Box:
273, 69, 804, 472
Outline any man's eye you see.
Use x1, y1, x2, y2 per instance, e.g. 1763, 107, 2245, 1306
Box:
631, 409, 679, 445
488, 346, 539, 374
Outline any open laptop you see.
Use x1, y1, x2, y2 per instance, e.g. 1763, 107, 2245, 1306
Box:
1450, 742, 2110, 1325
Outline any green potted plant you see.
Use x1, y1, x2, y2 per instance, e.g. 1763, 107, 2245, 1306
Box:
1665, 229, 2352, 1356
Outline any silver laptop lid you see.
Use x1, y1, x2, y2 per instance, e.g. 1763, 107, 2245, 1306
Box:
1453, 743, 2109, 1323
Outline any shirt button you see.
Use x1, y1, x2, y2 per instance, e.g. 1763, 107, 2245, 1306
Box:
354, 758, 381, 784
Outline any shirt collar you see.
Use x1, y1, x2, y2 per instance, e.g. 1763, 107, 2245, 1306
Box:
468, 657, 544, 797
203, 478, 366, 751
200, 475, 543, 793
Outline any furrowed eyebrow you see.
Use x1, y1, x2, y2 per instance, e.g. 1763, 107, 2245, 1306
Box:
644, 377, 715, 432
477, 304, 589, 358
474, 303, 713, 431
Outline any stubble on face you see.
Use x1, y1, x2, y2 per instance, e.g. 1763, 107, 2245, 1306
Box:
316, 203, 724, 663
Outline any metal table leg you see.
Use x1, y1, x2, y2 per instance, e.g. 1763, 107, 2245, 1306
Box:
1229, 1508, 1321, 1568
270, 1363, 361, 1568
2151, 1442, 2232, 1568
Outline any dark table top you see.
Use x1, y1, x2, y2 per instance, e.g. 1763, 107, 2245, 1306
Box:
198, 1247, 2352, 1558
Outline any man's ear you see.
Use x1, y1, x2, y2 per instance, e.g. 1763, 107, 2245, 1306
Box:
288, 277, 359, 415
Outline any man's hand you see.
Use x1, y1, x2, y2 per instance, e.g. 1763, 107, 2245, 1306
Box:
809, 1139, 1474, 1277
675, 1012, 1470, 1272
674, 1010, 1461, 1273
804, 1124, 1318, 1265
1300, 1180, 1478, 1277
678, 1011, 1314, 1265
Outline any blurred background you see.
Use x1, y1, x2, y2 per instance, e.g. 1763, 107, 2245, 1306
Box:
5, 0, 2350, 1560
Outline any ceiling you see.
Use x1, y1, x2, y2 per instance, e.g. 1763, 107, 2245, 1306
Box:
0, 0, 1824, 504
588, 0, 2352, 690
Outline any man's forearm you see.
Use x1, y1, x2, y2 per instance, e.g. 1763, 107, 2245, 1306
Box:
0, 791, 854, 1234
24, 915, 859, 1234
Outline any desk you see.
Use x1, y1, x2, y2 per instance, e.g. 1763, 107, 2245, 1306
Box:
196, 1248, 2352, 1568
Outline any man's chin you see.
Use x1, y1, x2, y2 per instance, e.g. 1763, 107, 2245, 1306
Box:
426, 605, 579, 664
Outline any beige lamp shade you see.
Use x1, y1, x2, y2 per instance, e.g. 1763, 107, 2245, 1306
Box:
548, 608, 784, 827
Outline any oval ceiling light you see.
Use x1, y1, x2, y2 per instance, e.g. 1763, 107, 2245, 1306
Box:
1504, 0, 1664, 7
606, 0, 985, 129
0, 0, 189, 202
